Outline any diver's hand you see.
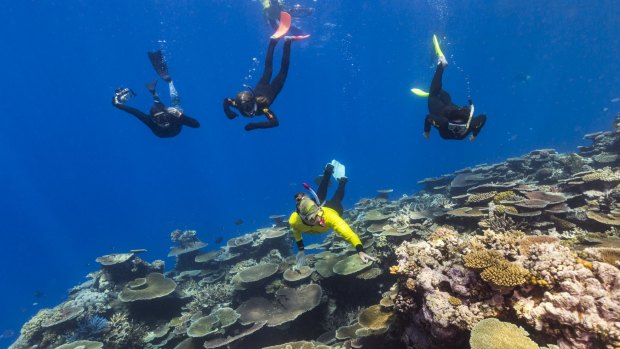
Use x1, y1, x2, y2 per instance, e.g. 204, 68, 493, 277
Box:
358, 251, 377, 264
225, 110, 238, 119
469, 135, 476, 142
296, 251, 306, 268
112, 95, 124, 106
423, 132, 430, 139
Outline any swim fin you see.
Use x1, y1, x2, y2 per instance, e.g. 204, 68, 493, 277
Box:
148, 50, 172, 82
271, 11, 292, 39
433, 34, 448, 66
330, 159, 346, 180
411, 88, 430, 97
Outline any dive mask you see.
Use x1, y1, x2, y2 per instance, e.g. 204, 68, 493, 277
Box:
297, 183, 327, 226
448, 122, 468, 135
238, 85, 258, 116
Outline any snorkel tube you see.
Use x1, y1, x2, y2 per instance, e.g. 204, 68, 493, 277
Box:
302, 183, 324, 206
465, 99, 474, 130
301, 183, 326, 226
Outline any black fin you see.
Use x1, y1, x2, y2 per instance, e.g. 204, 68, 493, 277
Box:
147, 50, 171, 82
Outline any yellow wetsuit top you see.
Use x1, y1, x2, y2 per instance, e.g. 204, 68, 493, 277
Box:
288, 207, 362, 249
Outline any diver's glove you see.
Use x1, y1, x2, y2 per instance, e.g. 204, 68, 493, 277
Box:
296, 251, 306, 268
358, 251, 377, 264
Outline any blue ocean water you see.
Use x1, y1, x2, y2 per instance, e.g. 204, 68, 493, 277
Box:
0, 0, 618, 342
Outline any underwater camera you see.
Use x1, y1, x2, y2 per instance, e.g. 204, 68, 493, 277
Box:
115, 87, 136, 103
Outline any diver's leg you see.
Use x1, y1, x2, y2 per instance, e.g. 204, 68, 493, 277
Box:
258, 39, 279, 86
317, 164, 334, 203
326, 178, 346, 215
429, 64, 445, 96
168, 81, 182, 111
146, 79, 164, 105
269, 38, 292, 95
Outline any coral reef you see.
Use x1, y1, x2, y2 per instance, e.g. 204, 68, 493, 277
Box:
11, 114, 620, 349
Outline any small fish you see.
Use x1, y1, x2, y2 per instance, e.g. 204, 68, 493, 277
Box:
214, 236, 223, 244
234, 219, 244, 226
33, 290, 45, 298
611, 97, 620, 103
514, 72, 531, 84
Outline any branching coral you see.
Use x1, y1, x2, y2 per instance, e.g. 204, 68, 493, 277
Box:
183, 281, 233, 314
480, 261, 529, 288
105, 312, 145, 348
493, 191, 517, 204
463, 250, 505, 270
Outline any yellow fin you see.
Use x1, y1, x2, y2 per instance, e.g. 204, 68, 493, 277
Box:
411, 88, 429, 97
433, 34, 445, 60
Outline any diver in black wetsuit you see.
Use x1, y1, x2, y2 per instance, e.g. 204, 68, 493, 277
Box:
263, 0, 312, 37
422, 36, 486, 141
223, 36, 306, 131
112, 50, 200, 138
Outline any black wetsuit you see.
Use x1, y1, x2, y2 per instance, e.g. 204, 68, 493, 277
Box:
424, 64, 486, 140
223, 38, 291, 131
113, 93, 199, 138
316, 166, 346, 215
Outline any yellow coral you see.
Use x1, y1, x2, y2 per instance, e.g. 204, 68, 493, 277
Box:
448, 296, 462, 306
493, 191, 516, 204
480, 261, 529, 287
389, 265, 400, 275
529, 276, 551, 289
577, 258, 593, 270
405, 278, 416, 291
463, 249, 506, 269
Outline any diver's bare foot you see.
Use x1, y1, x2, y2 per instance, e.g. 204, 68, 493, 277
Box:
285, 35, 310, 41
146, 79, 158, 93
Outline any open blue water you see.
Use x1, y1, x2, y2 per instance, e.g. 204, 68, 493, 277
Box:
0, 0, 618, 341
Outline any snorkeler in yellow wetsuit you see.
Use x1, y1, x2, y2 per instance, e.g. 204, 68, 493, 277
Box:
288, 164, 376, 267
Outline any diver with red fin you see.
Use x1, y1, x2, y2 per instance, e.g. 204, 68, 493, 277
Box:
223, 12, 309, 131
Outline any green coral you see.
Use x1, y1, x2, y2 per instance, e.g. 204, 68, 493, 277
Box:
494, 191, 516, 204
495, 205, 518, 214
466, 191, 497, 204
470, 318, 539, 349
583, 168, 620, 182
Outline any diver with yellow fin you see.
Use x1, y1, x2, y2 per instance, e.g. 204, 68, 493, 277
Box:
223, 11, 309, 131
412, 35, 486, 141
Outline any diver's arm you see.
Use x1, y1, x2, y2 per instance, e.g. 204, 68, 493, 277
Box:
291, 228, 304, 251
113, 98, 153, 126
223, 98, 238, 119
424, 114, 435, 137
330, 216, 363, 251
244, 108, 279, 131
470, 114, 487, 138
181, 115, 200, 128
